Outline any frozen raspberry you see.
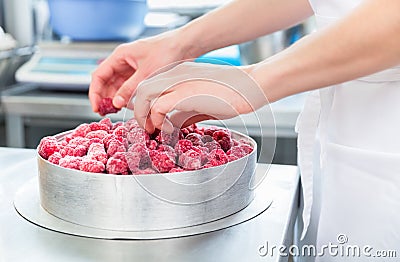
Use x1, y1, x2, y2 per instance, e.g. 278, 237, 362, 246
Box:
203, 126, 220, 137
124, 118, 140, 131
185, 133, 203, 146
113, 125, 128, 138
86, 130, 109, 140
68, 137, 90, 149
60, 145, 74, 157
126, 143, 152, 172
206, 149, 228, 167
103, 134, 117, 149
174, 139, 193, 155
48, 152, 62, 165
79, 157, 105, 173
106, 156, 129, 175
38, 136, 60, 159
127, 127, 150, 144
212, 129, 233, 152
134, 168, 157, 175
59, 156, 83, 170
238, 141, 253, 154
89, 122, 109, 132
73, 145, 87, 157
169, 167, 185, 173
227, 146, 247, 162
201, 135, 214, 143
150, 150, 176, 173
88, 138, 102, 147
194, 126, 205, 136
98, 97, 120, 116
72, 123, 91, 138
112, 121, 124, 130
203, 140, 221, 152
192, 146, 209, 164
181, 124, 198, 137
107, 139, 126, 157
146, 140, 158, 150
178, 149, 202, 170
157, 144, 177, 159
60, 140, 68, 147
87, 143, 107, 164
64, 134, 73, 143
99, 118, 113, 129
155, 128, 181, 147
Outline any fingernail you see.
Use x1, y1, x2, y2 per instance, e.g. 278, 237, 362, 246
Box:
113, 96, 126, 108
162, 119, 174, 134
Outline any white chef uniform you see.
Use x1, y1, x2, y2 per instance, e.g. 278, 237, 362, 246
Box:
296, 0, 400, 261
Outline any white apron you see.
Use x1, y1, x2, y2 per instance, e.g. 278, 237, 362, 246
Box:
296, 0, 400, 261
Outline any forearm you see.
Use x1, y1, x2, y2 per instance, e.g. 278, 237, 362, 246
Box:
177, 0, 313, 58
250, 0, 400, 103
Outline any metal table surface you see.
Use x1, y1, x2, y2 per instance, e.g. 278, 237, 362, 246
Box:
1, 84, 306, 147
0, 147, 299, 262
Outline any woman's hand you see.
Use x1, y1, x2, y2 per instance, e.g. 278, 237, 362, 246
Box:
133, 62, 269, 133
89, 31, 192, 112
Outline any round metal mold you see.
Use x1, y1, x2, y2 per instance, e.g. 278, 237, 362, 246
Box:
14, 175, 272, 240
38, 130, 257, 231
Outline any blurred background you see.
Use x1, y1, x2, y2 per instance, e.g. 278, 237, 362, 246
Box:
0, 0, 315, 164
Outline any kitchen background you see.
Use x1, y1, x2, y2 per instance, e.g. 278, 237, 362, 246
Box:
0, 0, 315, 165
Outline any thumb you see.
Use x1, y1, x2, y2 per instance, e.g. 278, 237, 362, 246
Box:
113, 70, 145, 109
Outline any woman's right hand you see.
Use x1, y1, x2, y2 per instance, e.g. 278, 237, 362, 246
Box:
89, 30, 193, 113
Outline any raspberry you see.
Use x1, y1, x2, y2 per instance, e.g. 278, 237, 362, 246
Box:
60, 145, 75, 157
227, 146, 247, 162
146, 140, 158, 150
89, 122, 109, 132
72, 123, 91, 138
126, 143, 152, 172
134, 168, 157, 175
124, 118, 140, 131
86, 130, 109, 140
59, 156, 83, 170
212, 129, 233, 152
201, 135, 214, 143
157, 144, 177, 159
155, 128, 181, 147
238, 141, 253, 154
192, 146, 209, 164
64, 134, 73, 143
73, 145, 87, 157
87, 143, 107, 164
169, 167, 185, 173
206, 149, 228, 167
113, 125, 128, 138
150, 150, 176, 173
127, 128, 150, 145
48, 152, 62, 165
88, 138, 102, 147
203, 126, 220, 137
112, 121, 124, 130
174, 139, 193, 155
68, 137, 90, 149
99, 118, 113, 130
181, 124, 198, 137
178, 149, 202, 170
79, 157, 105, 173
98, 97, 120, 116
185, 133, 203, 146
203, 140, 221, 152
107, 139, 126, 157
106, 156, 129, 175
38, 136, 60, 159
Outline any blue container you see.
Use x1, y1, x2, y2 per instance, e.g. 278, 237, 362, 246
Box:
48, 0, 148, 41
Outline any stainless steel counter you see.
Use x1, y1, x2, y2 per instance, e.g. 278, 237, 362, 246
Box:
0, 147, 299, 262
1, 84, 306, 147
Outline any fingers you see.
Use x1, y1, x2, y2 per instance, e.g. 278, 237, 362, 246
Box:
113, 69, 144, 109
89, 44, 137, 112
